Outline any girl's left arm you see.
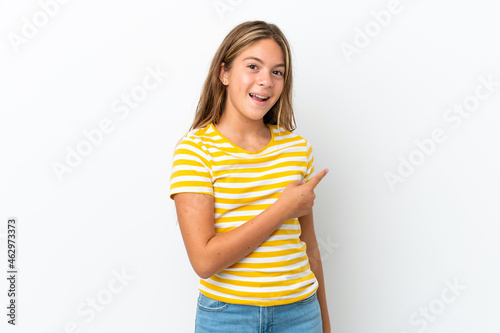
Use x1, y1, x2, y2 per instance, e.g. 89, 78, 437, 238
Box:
299, 211, 331, 333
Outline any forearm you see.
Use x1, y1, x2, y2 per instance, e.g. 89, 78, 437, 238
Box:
199, 202, 288, 278
308, 246, 331, 333
299, 211, 331, 333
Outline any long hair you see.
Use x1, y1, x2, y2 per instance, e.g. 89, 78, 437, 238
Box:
188, 20, 296, 133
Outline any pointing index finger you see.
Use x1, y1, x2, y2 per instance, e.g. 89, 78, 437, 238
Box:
306, 168, 329, 189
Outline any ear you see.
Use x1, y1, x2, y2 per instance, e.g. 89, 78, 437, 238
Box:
219, 62, 229, 85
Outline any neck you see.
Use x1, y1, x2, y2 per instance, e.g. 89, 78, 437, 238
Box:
215, 112, 269, 140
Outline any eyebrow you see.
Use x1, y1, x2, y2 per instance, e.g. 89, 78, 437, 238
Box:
242, 56, 285, 68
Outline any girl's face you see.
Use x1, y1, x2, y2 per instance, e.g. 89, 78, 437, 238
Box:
220, 38, 285, 123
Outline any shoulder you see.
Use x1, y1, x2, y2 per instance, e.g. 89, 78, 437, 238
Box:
174, 123, 214, 149
269, 124, 312, 148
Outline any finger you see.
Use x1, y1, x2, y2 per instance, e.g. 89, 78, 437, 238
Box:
306, 169, 329, 188
288, 180, 304, 187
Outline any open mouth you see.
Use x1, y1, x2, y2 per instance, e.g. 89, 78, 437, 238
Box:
249, 93, 270, 102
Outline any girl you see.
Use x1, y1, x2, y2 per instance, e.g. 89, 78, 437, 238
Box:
169, 21, 330, 332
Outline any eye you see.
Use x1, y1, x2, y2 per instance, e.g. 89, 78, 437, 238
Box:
273, 70, 284, 76
248, 64, 258, 70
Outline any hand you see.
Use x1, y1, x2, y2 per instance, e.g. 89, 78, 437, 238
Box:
275, 169, 329, 220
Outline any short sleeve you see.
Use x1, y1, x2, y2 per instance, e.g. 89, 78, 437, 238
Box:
302, 140, 315, 183
169, 137, 214, 200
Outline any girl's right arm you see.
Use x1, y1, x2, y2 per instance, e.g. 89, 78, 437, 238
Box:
173, 168, 328, 279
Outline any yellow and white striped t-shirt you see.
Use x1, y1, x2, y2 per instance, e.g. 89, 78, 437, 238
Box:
169, 122, 318, 306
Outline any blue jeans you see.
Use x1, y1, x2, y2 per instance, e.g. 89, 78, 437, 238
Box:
194, 291, 323, 333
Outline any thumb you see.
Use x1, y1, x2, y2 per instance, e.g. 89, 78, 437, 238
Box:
289, 179, 305, 187
305, 169, 329, 189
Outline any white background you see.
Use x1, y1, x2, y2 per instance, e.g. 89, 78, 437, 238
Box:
1, 0, 499, 332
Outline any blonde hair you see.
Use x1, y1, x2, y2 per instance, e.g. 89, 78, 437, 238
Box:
188, 20, 296, 133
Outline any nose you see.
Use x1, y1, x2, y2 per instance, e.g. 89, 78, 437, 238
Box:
257, 71, 273, 88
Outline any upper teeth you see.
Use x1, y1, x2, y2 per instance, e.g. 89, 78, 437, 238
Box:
251, 93, 267, 99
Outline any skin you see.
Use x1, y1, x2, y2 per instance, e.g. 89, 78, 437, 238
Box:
216, 38, 284, 150
173, 38, 331, 332
300, 211, 332, 332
